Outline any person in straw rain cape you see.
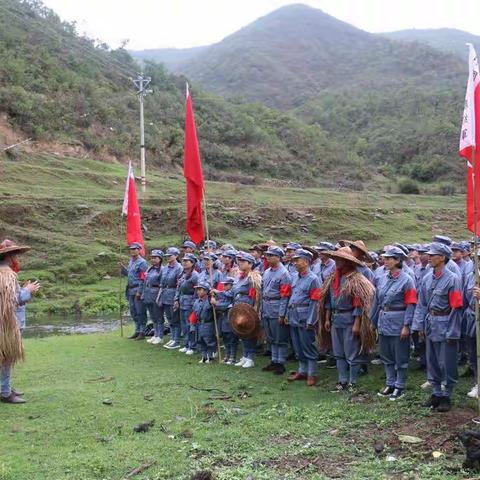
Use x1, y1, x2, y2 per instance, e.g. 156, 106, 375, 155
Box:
319, 246, 375, 392
0, 239, 40, 404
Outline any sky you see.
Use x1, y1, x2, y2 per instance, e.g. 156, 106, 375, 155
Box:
41, 0, 480, 50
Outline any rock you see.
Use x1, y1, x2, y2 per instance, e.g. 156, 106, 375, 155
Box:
102, 399, 113, 406
133, 420, 155, 433
76, 204, 89, 210
398, 434, 424, 444
96, 251, 108, 257
432, 451, 444, 459
373, 440, 385, 455
103, 275, 112, 280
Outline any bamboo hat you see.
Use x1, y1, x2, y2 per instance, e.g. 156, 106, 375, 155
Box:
229, 303, 261, 339
338, 240, 373, 263
322, 246, 365, 267
0, 239, 31, 257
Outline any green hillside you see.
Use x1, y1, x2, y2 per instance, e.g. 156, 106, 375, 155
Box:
0, 0, 356, 186
383, 28, 480, 60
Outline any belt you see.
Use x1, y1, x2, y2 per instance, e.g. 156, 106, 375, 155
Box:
332, 308, 353, 314
429, 309, 451, 316
264, 296, 281, 301
200, 320, 214, 324
289, 302, 310, 308
146, 284, 160, 288
382, 306, 407, 312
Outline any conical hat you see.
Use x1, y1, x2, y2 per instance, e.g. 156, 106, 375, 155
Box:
338, 240, 373, 263
322, 246, 365, 267
229, 303, 261, 339
0, 239, 31, 257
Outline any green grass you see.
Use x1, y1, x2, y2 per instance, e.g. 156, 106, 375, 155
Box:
0, 151, 470, 315
0, 329, 476, 479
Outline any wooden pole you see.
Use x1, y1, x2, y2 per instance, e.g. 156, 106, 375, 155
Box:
202, 192, 222, 362
119, 215, 125, 338
473, 146, 480, 416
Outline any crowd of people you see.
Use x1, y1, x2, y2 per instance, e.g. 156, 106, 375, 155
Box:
122, 234, 480, 413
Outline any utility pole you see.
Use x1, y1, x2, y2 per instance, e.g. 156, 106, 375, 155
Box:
131, 73, 151, 193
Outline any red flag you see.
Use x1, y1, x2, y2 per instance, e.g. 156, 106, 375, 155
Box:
122, 161, 145, 255
183, 84, 205, 244
459, 44, 480, 233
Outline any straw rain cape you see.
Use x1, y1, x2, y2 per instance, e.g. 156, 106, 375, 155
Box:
318, 270, 375, 354
0, 266, 25, 366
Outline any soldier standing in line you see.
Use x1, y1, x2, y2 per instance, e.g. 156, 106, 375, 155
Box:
143, 249, 164, 345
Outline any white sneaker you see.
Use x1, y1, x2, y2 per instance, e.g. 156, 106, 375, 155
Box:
421, 381, 432, 390
169, 343, 180, 350
235, 357, 247, 367
242, 359, 255, 368
179, 347, 187, 353
146, 336, 155, 343
371, 358, 382, 365
163, 340, 174, 348
204, 358, 212, 364
212, 352, 218, 359
185, 349, 194, 355
468, 385, 479, 398
151, 337, 162, 345
199, 357, 206, 364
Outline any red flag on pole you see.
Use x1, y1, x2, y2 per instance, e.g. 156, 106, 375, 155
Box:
459, 44, 480, 233
183, 83, 205, 245
122, 161, 145, 255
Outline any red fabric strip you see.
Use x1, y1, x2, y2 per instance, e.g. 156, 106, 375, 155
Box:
248, 288, 256, 300
188, 311, 198, 325
404, 288, 417, 304
280, 284, 292, 297
449, 290, 463, 309
309, 288, 321, 301
216, 282, 224, 291
332, 269, 341, 298
352, 295, 361, 308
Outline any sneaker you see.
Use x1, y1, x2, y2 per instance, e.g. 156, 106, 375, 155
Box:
467, 385, 479, 399
421, 381, 432, 390
146, 336, 155, 343
287, 372, 308, 382
227, 358, 236, 365
179, 347, 188, 353
330, 382, 348, 393
235, 357, 247, 367
436, 397, 451, 412
212, 352, 218, 359
163, 340, 174, 348
377, 386, 395, 398
326, 357, 337, 369
134, 333, 146, 341
389, 388, 405, 401
242, 359, 255, 368
151, 337, 163, 345
262, 362, 277, 372
199, 357, 206, 364
204, 358, 212, 364
185, 349, 194, 355
307, 376, 318, 386
169, 343, 180, 350
371, 358, 382, 365
0, 393, 26, 404
273, 364, 286, 375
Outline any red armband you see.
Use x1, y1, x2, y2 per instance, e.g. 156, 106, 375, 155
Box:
248, 288, 256, 300
188, 312, 198, 325
216, 282, 225, 292
449, 290, 463, 309
352, 296, 361, 308
140, 271, 146, 281
280, 284, 292, 297
404, 288, 417, 305
309, 288, 321, 301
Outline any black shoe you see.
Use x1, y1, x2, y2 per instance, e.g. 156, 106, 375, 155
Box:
436, 397, 451, 412
128, 333, 139, 339
460, 367, 474, 378
134, 333, 145, 341
422, 395, 441, 409
326, 357, 337, 369
377, 386, 395, 398
389, 388, 405, 401
330, 382, 348, 393
262, 350, 272, 357
273, 364, 286, 375
287, 352, 296, 361
262, 362, 277, 372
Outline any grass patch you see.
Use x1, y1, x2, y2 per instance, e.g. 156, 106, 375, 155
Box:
0, 329, 477, 479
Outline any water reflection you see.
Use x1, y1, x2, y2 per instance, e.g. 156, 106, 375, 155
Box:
24, 314, 125, 338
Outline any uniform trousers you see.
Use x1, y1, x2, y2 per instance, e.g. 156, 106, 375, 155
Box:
290, 325, 318, 376
263, 316, 290, 364
379, 334, 410, 389
331, 325, 366, 384
426, 338, 458, 398
128, 295, 146, 334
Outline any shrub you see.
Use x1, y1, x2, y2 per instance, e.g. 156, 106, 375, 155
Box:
398, 177, 420, 194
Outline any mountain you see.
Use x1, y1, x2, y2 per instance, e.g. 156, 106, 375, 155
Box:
129, 45, 210, 70
383, 28, 480, 60
0, 0, 356, 186
146, 4, 464, 110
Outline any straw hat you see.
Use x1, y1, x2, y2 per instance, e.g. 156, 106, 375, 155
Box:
229, 303, 261, 339
338, 240, 373, 263
322, 246, 365, 267
0, 239, 31, 257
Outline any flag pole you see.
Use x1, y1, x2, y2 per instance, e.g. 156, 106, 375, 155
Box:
473, 145, 480, 418
202, 191, 222, 362
119, 214, 125, 338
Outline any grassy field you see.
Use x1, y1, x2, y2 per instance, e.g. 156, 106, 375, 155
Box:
0, 150, 470, 315
0, 328, 477, 480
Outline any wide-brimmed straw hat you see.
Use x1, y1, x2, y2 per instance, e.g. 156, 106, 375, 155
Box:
338, 240, 373, 263
229, 303, 261, 339
322, 246, 365, 267
0, 239, 31, 257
